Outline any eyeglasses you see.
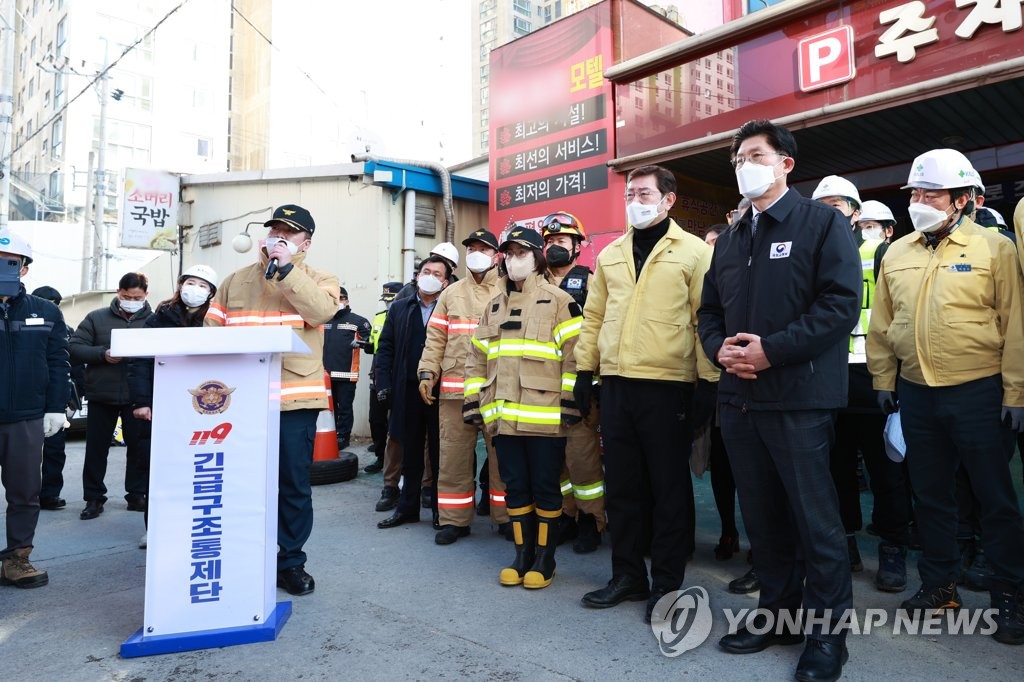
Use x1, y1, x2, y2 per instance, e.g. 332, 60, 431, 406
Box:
624, 189, 663, 202
541, 213, 579, 230
729, 151, 787, 169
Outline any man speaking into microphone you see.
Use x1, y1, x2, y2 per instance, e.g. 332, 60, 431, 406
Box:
206, 204, 340, 596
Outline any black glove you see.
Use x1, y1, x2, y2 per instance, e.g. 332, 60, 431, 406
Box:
877, 390, 897, 415
376, 388, 391, 409
463, 412, 483, 426
573, 371, 594, 419
691, 379, 717, 430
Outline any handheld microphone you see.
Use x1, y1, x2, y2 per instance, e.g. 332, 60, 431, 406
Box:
265, 258, 279, 280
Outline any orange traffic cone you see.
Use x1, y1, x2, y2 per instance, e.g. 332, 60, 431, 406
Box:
311, 372, 358, 485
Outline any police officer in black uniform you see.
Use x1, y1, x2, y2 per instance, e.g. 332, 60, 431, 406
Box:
322, 287, 372, 450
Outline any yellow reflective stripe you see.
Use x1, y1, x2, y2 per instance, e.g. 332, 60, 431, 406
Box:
464, 377, 485, 397
561, 372, 576, 391
573, 481, 605, 500
472, 336, 490, 354
480, 400, 562, 425
560, 479, 573, 495
552, 316, 583, 348
486, 339, 561, 360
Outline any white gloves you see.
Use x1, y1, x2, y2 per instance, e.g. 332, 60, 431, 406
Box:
43, 413, 65, 438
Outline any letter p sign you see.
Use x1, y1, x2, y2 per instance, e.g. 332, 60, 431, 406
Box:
798, 26, 855, 93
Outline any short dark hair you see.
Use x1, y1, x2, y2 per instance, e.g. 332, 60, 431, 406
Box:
421, 254, 453, 281
706, 223, 728, 237
731, 119, 798, 160
626, 165, 676, 195
118, 272, 149, 292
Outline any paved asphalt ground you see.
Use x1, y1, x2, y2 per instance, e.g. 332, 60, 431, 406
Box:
2, 435, 1022, 681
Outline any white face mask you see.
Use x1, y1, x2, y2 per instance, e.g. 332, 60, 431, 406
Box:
626, 200, 663, 230
735, 161, 780, 200
505, 252, 536, 281
119, 299, 145, 314
860, 227, 883, 242
417, 273, 443, 294
908, 203, 953, 233
466, 251, 493, 273
180, 284, 210, 308
264, 236, 299, 256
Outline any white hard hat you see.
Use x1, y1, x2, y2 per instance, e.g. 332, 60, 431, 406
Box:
902, 149, 981, 190
430, 242, 459, 268
858, 200, 896, 224
982, 207, 1007, 228
180, 264, 219, 291
0, 230, 33, 265
812, 175, 861, 208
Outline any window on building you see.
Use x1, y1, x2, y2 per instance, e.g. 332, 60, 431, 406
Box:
555, 0, 562, 18
27, 119, 33, 137
705, 74, 711, 84
705, 58, 711, 68
480, 64, 489, 79
635, 96, 643, 110
50, 118, 62, 158
56, 17, 67, 56
513, 17, 531, 35
513, 0, 530, 16
726, 52, 733, 64
30, 37, 37, 57
197, 137, 211, 158
44, 90, 50, 107
480, 129, 489, 147
717, 64, 722, 74
544, 6, 551, 22
42, 138, 48, 156
727, 83, 734, 93
717, 78, 723, 88
28, 77, 35, 97
53, 72, 64, 103
49, 171, 62, 203
705, 104, 712, 114
480, 86, 488, 105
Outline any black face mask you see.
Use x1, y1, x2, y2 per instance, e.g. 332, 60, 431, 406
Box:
545, 245, 573, 267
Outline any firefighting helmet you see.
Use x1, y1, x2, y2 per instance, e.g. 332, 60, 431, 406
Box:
857, 200, 896, 225
430, 242, 459, 269
179, 264, 219, 293
902, 149, 981, 191
0, 230, 33, 265
812, 175, 861, 210
541, 211, 587, 240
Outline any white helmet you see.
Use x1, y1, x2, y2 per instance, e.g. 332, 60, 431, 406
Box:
430, 242, 459, 268
902, 149, 981, 190
857, 200, 896, 224
0, 230, 33, 265
812, 175, 861, 208
180, 264, 219, 291
980, 207, 1007, 228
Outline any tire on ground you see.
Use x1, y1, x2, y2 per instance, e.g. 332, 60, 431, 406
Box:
310, 451, 359, 485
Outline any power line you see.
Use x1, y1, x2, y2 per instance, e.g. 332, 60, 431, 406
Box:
3, 0, 194, 168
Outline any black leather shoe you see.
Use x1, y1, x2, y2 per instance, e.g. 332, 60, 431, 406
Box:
719, 624, 804, 654
375, 486, 399, 512
794, 639, 848, 682
80, 500, 104, 520
39, 496, 66, 510
377, 511, 419, 529
276, 566, 315, 596
421, 486, 435, 509
435, 525, 471, 545
581, 575, 650, 609
432, 510, 441, 531
645, 588, 671, 624
364, 458, 383, 474
728, 568, 760, 594
125, 493, 147, 512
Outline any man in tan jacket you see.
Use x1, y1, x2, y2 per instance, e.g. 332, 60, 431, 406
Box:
206, 204, 340, 597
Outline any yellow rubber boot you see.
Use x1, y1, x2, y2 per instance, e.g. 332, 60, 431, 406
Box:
524, 508, 560, 589
500, 505, 535, 586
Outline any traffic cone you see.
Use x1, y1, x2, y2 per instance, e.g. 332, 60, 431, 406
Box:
313, 372, 340, 463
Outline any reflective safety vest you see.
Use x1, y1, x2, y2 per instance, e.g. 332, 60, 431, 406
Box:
370, 309, 387, 352
850, 238, 882, 362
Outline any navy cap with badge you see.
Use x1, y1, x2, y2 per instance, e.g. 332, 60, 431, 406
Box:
500, 227, 544, 251
381, 281, 403, 301
461, 229, 499, 251
265, 204, 316, 236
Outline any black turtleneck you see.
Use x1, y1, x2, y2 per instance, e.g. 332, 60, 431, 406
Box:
632, 215, 671, 278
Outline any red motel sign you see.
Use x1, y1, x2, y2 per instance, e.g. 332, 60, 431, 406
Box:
798, 25, 856, 93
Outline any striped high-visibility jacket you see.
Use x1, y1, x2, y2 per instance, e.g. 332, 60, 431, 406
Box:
418, 267, 502, 400
463, 272, 583, 436
205, 253, 340, 411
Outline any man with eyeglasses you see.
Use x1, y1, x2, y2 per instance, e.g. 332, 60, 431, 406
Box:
698, 120, 861, 681
576, 165, 718, 624
867, 148, 1024, 645
541, 212, 605, 554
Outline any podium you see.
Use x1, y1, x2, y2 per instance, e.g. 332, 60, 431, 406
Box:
111, 327, 310, 658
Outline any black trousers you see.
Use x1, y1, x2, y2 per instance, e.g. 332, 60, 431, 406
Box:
368, 382, 389, 454
720, 405, 852, 642
493, 435, 565, 512
1, 419, 43, 557
278, 409, 318, 571
40, 429, 67, 499
331, 380, 357, 447
899, 375, 1024, 588
395, 384, 439, 517
709, 424, 738, 536
601, 377, 695, 593
82, 401, 146, 502
832, 411, 912, 544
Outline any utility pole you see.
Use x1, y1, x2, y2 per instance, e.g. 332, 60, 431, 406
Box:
0, 0, 16, 232
91, 39, 109, 290
81, 151, 94, 291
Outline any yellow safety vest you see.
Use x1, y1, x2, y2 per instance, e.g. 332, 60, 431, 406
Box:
370, 309, 387, 352
850, 238, 882, 362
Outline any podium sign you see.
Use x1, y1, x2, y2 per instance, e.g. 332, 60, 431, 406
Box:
113, 328, 309, 657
